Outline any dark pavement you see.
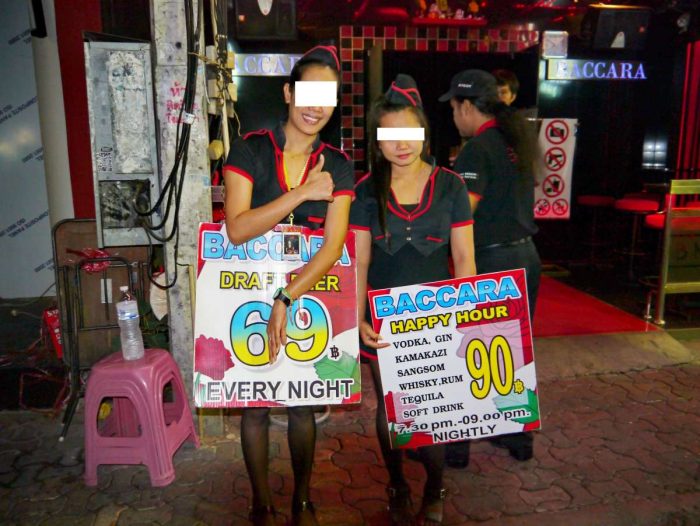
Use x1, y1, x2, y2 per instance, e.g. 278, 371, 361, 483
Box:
1, 331, 699, 525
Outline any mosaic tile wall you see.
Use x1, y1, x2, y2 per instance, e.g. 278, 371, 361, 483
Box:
338, 25, 540, 175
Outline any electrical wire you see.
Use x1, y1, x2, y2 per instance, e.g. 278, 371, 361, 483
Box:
132, 0, 237, 291
132, 0, 203, 290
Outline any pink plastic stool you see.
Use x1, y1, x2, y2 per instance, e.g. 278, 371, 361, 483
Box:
84, 348, 199, 487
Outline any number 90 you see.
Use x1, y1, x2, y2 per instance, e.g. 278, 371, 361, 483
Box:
465, 335, 514, 399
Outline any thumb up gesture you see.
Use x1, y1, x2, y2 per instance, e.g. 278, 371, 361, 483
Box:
301, 154, 334, 202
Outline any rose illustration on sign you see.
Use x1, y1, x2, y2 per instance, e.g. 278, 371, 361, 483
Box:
384, 391, 417, 425
455, 320, 526, 371
194, 335, 234, 380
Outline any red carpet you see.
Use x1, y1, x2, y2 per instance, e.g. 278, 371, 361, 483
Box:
533, 276, 659, 337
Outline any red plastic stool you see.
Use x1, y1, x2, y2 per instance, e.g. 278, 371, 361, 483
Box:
645, 199, 700, 230
614, 196, 660, 280
84, 348, 200, 487
576, 194, 615, 263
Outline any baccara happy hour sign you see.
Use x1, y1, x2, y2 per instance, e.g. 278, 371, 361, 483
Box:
368, 269, 541, 448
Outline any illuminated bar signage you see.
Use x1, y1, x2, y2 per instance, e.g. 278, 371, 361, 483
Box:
547, 59, 647, 80
233, 54, 302, 77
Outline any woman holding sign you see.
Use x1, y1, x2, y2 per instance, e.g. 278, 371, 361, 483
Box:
439, 69, 541, 466
223, 45, 354, 526
351, 74, 476, 526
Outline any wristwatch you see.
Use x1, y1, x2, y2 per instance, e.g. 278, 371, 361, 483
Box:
273, 287, 293, 307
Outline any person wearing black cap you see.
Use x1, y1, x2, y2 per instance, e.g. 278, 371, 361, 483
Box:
439, 69, 541, 467
351, 74, 476, 525
223, 45, 353, 526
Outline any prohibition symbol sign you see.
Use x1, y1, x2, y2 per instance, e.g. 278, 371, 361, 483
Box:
535, 199, 550, 216
542, 174, 565, 198
552, 199, 569, 216
545, 147, 566, 171
545, 120, 569, 145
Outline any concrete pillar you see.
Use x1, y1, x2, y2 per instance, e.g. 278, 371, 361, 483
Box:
31, 0, 74, 226
150, 1, 222, 434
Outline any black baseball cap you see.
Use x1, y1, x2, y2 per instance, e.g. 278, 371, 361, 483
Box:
438, 69, 497, 101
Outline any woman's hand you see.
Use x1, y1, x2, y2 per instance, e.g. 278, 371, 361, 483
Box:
267, 300, 288, 364
299, 154, 334, 202
359, 320, 390, 349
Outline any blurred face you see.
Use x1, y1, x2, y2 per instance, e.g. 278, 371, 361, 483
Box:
377, 109, 424, 168
450, 98, 474, 138
284, 64, 337, 136
497, 85, 516, 106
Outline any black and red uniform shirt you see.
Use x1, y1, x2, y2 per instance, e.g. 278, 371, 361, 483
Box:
223, 123, 355, 228
350, 164, 472, 360
350, 164, 473, 288
454, 119, 537, 248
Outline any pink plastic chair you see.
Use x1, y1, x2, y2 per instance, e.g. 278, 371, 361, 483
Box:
84, 348, 199, 487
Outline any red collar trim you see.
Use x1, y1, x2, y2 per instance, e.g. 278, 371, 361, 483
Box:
268, 129, 325, 193
388, 165, 439, 221
475, 119, 497, 136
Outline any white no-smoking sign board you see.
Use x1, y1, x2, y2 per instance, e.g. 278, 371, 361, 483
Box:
534, 119, 577, 220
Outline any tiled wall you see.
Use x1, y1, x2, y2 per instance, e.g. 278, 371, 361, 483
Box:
338, 25, 540, 175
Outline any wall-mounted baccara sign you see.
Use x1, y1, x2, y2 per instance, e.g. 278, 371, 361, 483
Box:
547, 59, 647, 80
233, 54, 303, 77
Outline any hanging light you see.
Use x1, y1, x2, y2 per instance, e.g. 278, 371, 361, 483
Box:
257, 0, 273, 16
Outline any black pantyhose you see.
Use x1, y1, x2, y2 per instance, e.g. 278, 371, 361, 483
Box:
369, 360, 445, 493
369, 359, 407, 487
241, 406, 317, 508
241, 408, 272, 507
287, 406, 316, 504
418, 442, 445, 496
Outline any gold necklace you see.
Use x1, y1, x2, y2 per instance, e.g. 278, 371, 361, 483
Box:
285, 155, 310, 189
285, 154, 310, 225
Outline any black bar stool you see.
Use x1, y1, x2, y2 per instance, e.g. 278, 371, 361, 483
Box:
614, 193, 661, 281
577, 194, 615, 265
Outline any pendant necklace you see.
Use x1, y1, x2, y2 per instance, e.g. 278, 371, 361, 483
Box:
285, 154, 310, 226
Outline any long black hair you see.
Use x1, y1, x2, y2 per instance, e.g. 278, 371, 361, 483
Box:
367, 99, 431, 238
456, 93, 540, 184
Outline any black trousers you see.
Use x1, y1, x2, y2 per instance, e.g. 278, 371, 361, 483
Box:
448, 237, 541, 459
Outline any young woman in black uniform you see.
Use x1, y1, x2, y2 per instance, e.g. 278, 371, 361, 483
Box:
351, 74, 476, 526
223, 46, 354, 526
440, 69, 541, 466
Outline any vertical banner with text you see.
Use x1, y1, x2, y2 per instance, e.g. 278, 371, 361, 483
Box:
534, 118, 578, 220
369, 269, 540, 449
194, 223, 360, 408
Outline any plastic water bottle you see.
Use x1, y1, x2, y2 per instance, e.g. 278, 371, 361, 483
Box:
116, 286, 145, 360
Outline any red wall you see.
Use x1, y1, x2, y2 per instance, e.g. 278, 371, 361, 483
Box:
55, 0, 102, 218
676, 40, 700, 182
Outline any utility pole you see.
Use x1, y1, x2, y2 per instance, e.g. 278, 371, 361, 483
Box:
150, 1, 223, 435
